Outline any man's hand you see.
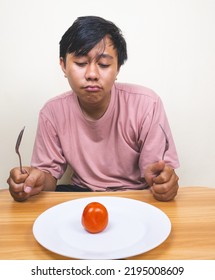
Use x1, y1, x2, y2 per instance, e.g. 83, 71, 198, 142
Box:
144, 161, 179, 201
7, 167, 56, 202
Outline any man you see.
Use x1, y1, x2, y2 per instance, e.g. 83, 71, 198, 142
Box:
8, 16, 179, 202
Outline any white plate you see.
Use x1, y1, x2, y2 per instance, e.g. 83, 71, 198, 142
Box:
33, 196, 171, 259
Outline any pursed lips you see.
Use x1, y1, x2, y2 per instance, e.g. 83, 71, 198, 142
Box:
84, 85, 102, 92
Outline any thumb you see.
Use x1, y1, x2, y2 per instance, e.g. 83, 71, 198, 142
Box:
148, 160, 165, 175
144, 160, 165, 186
23, 174, 36, 193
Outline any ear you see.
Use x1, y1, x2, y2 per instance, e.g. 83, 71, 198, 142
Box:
59, 57, 66, 74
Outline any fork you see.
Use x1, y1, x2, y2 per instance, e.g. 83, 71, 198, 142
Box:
159, 124, 169, 160
15, 126, 26, 174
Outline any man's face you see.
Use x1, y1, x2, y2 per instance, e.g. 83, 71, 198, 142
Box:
60, 36, 119, 107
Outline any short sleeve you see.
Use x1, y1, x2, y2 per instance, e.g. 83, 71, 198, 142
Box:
31, 110, 67, 179
138, 97, 180, 177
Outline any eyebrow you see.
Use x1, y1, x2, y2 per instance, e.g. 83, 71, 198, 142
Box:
96, 53, 114, 60
73, 52, 114, 61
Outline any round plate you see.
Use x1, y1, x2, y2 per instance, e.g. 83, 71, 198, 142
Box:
33, 196, 171, 259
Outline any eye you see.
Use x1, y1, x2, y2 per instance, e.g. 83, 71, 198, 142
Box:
98, 63, 110, 68
75, 62, 87, 67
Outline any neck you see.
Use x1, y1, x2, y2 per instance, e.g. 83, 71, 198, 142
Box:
78, 93, 111, 120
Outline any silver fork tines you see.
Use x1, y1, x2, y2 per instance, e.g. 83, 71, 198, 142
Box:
159, 124, 169, 160
15, 126, 26, 174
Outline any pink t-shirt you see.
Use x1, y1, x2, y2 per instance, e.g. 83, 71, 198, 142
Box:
31, 83, 179, 191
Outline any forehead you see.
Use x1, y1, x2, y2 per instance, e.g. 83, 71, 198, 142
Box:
77, 36, 117, 59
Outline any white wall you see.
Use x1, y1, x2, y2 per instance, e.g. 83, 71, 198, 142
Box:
1, 0, 215, 189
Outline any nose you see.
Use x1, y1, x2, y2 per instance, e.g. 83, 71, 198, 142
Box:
85, 63, 99, 81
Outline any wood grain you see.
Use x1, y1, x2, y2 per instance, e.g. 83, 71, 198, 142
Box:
0, 187, 215, 259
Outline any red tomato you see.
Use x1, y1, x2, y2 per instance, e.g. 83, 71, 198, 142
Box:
81, 202, 108, 233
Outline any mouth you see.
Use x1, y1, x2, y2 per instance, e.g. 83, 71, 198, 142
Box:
84, 85, 102, 92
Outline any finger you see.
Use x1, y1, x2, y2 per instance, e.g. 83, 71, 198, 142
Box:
149, 160, 165, 175
151, 176, 179, 201
144, 161, 165, 186
23, 169, 43, 194
152, 184, 179, 201
9, 167, 29, 184
22, 168, 29, 175
7, 167, 38, 201
9, 186, 30, 202
7, 176, 24, 193
152, 171, 178, 194
153, 166, 174, 185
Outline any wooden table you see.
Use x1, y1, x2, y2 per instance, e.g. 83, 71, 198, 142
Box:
0, 187, 215, 260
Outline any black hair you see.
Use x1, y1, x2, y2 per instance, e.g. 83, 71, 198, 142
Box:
59, 16, 127, 68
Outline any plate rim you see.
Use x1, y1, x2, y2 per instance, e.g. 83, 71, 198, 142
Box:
33, 196, 171, 259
